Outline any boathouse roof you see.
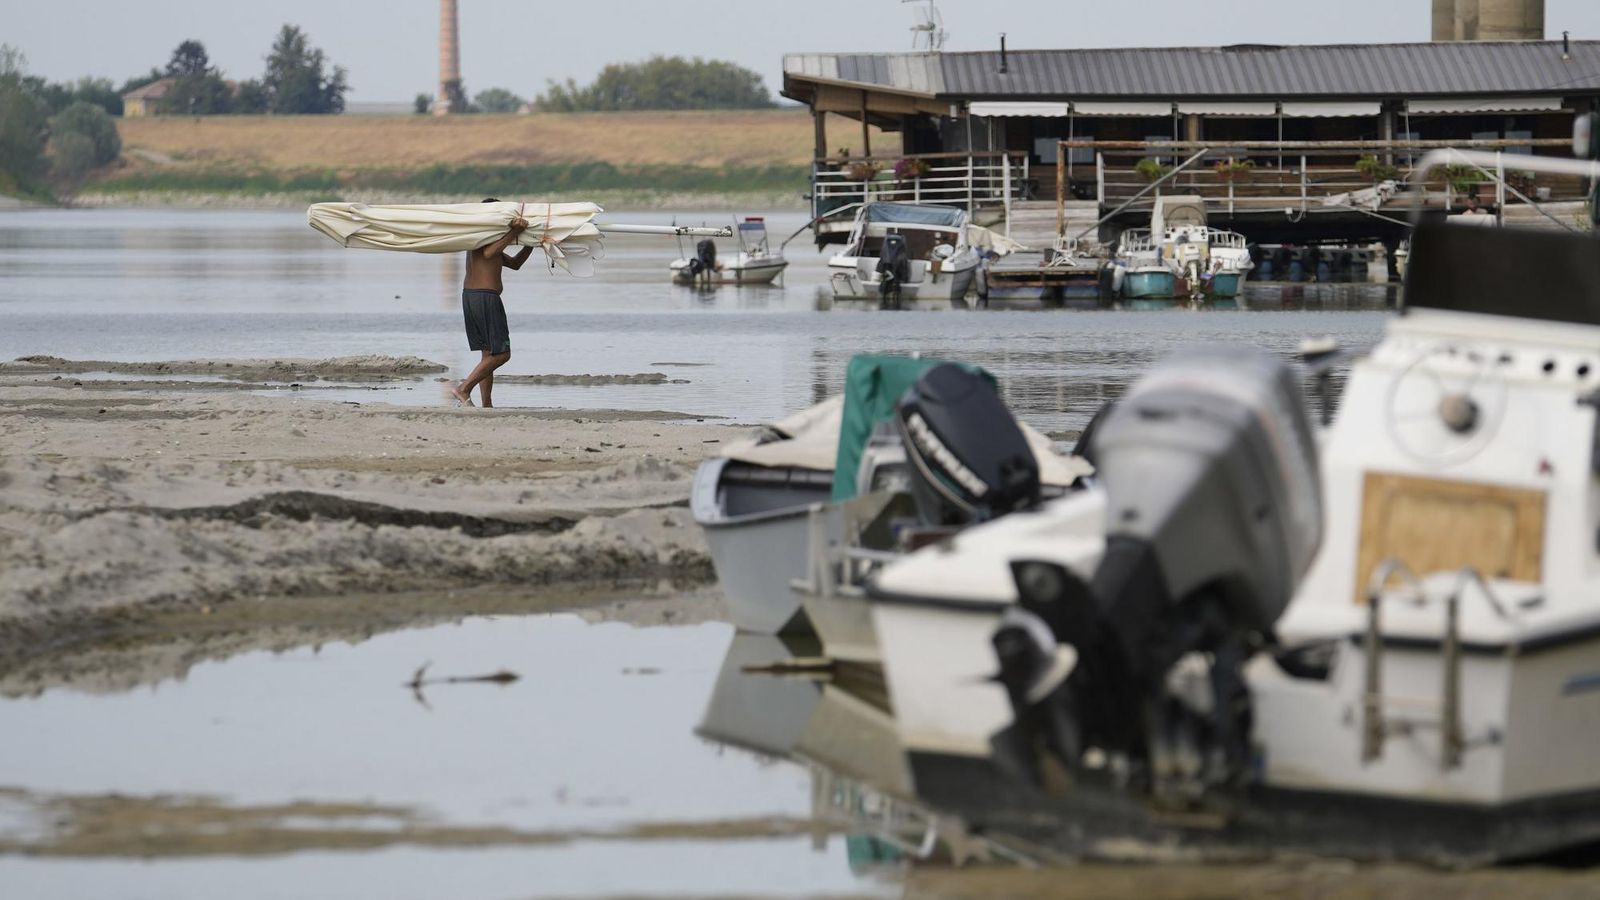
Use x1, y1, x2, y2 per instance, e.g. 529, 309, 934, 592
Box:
783, 40, 1600, 101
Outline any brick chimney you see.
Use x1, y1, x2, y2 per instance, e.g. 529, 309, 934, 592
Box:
436, 0, 460, 116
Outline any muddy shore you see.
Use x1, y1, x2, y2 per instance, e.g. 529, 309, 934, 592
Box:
0, 355, 738, 662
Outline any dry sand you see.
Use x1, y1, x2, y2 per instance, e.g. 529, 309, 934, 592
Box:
0, 356, 742, 660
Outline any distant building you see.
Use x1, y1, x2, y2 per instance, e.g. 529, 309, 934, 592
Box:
121, 78, 177, 118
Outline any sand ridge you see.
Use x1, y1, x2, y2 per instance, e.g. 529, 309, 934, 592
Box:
0, 368, 746, 658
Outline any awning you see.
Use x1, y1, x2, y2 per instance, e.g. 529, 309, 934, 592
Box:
1175, 101, 1277, 116
1071, 101, 1174, 117
1280, 101, 1382, 117
969, 101, 1069, 117
1406, 96, 1567, 114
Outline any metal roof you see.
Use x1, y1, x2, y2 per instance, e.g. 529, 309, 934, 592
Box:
785, 42, 1600, 100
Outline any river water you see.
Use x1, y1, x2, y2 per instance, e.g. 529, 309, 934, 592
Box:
0, 208, 1410, 897
0, 208, 1392, 434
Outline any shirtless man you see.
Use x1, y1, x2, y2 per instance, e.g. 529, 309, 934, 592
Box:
451, 200, 535, 407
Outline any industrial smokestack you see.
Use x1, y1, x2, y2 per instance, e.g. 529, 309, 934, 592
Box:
1431, 0, 1456, 41
437, 0, 460, 116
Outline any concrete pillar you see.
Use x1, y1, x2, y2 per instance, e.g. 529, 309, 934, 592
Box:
436, 0, 460, 116
1185, 113, 1202, 143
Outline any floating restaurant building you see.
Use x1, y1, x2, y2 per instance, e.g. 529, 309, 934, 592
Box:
781, 37, 1600, 244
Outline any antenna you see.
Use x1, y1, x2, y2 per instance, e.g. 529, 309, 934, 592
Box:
903, 0, 947, 52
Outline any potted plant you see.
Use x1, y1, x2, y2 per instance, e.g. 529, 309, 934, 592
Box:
1135, 158, 1172, 183
1355, 154, 1400, 184
893, 157, 931, 182
1441, 163, 1484, 196
847, 159, 883, 183
1213, 159, 1255, 182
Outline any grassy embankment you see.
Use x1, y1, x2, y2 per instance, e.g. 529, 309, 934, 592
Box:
80, 109, 886, 209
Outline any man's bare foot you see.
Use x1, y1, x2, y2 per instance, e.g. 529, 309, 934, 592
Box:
447, 383, 474, 407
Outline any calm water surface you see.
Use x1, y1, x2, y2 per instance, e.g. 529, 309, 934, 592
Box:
0, 208, 1392, 433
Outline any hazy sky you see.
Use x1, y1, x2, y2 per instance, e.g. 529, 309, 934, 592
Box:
11, 1, 1600, 103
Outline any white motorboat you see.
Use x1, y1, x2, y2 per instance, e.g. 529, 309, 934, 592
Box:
858, 151, 1600, 863
1110, 197, 1253, 301
826, 202, 986, 306
669, 217, 788, 285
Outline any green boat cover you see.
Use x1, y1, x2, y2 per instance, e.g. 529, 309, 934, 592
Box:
831, 354, 992, 500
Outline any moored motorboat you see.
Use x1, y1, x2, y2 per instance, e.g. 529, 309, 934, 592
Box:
826, 203, 989, 306
669, 217, 788, 286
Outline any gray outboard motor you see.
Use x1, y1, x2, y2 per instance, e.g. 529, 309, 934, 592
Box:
687, 239, 718, 285
897, 363, 1040, 526
993, 347, 1322, 807
877, 234, 911, 310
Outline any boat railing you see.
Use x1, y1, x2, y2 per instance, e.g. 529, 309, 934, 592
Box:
1055, 138, 1589, 231
1359, 558, 1519, 772
812, 151, 1030, 221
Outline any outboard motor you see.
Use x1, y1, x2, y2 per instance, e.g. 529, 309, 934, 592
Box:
896, 363, 1040, 526
876, 234, 911, 310
993, 347, 1322, 808
687, 239, 718, 285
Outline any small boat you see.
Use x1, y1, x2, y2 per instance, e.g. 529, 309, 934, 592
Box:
1110, 229, 1175, 299
692, 354, 1090, 639
669, 217, 788, 286
827, 203, 987, 306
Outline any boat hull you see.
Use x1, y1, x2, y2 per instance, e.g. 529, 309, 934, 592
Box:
692, 459, 837, 635
1121, 269, 1176, 299
1208, 271, 1245, 298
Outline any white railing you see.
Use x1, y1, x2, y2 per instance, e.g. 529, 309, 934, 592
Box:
812, 153, 1030, 219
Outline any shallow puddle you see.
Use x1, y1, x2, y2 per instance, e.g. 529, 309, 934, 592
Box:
0, 605, 895, 899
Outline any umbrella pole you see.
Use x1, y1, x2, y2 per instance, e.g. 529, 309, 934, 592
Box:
596, 223, 732, 238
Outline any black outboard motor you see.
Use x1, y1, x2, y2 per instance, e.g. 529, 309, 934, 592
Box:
687, 239, 718, 285
877, 234, 911, 310
993, 347, 1322, 807
896, 363, 1040, 526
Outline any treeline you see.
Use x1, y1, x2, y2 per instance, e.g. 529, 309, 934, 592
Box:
0, 26, 348, 198
534, 57, 775, 112
413, 56, 774, 116
128, 27, 347, 116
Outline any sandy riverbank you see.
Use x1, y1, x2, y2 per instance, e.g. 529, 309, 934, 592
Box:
0, 356, 740, 661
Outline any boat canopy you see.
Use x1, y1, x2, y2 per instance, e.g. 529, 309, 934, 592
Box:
862, 202, 968, 229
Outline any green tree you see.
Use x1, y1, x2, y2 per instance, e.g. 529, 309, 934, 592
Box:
413, 93, 432, 115
50, 101, 120, 166
534, 56, 774, 112
235, 80, 269, 114
0, 46, 49, 195
157, 40, 233, 115
166, 40, 212, 77
262, 25, 348, 114
473, 88, 524, 114
50, 132, 96, 181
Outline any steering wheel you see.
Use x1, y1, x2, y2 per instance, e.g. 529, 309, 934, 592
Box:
1384, 343, 1508, 466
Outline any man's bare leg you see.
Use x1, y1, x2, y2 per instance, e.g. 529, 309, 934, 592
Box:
478, 352, 510, 407
453, 350, 499, 406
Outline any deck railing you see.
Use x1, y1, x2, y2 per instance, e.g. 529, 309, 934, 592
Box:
812, 151, 1030, 220
1056, 139, 1586, 233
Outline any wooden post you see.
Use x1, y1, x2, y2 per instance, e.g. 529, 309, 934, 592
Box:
860, 92, 871, 158
813, 108, 827, 160
1056, 143, 1066, 237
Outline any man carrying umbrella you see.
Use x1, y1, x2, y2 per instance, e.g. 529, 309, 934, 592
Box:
451, 200, 534, 407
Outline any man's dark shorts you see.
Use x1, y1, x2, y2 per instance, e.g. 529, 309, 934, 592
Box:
462, 289, 510, 354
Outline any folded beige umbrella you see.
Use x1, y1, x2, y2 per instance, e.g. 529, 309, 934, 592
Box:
307, 201, 728, 277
